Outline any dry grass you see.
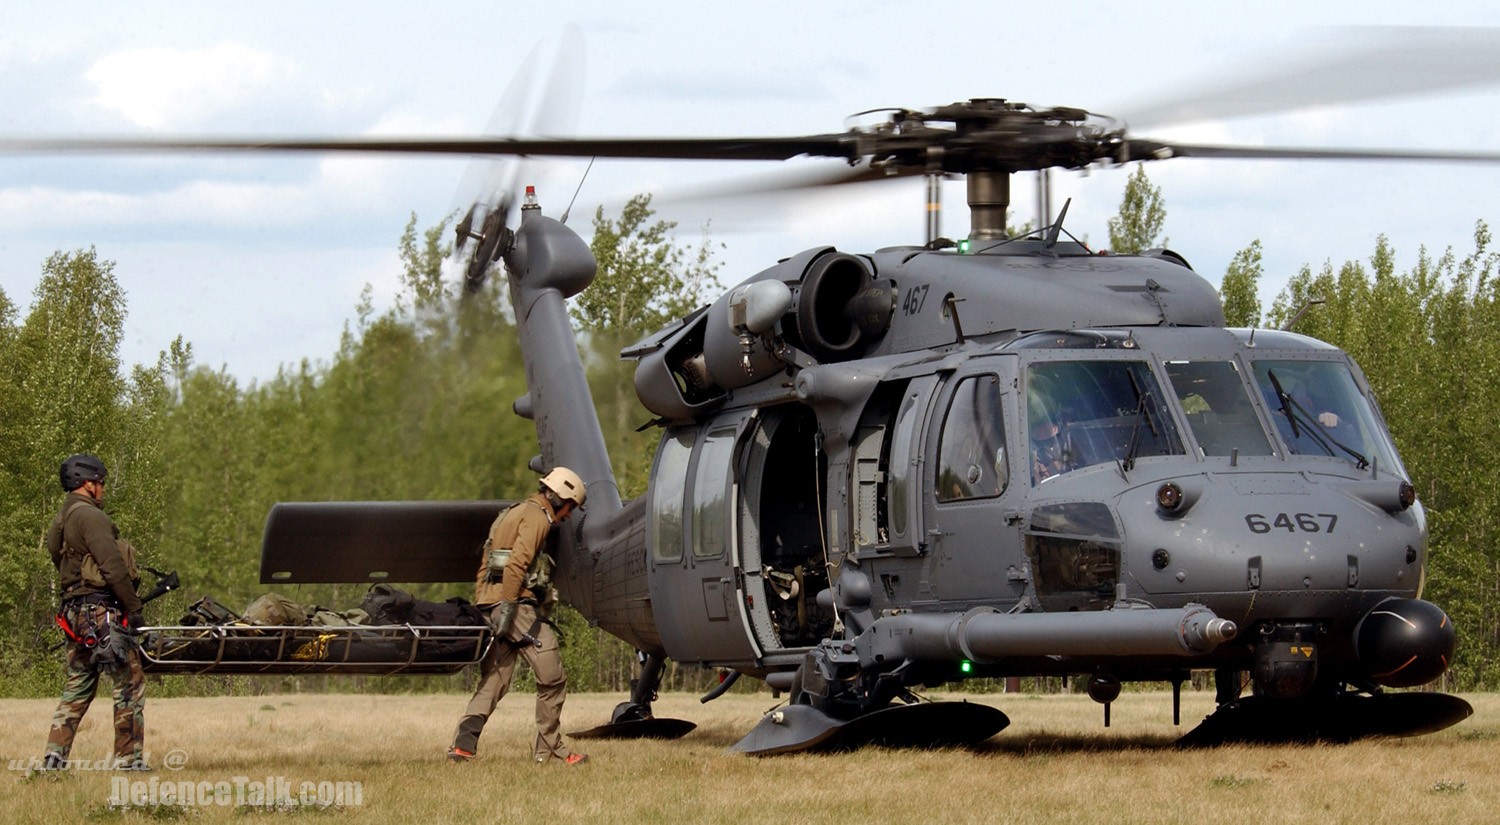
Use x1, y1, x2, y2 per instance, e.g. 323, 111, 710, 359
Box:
1, 688, 1496, 824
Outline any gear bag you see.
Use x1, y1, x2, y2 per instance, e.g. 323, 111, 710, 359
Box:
242, 593, 307, 626
179, 596, 240, 626
359, 584, 485, 627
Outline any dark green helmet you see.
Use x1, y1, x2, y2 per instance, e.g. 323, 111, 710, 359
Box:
60, 453, 107, 491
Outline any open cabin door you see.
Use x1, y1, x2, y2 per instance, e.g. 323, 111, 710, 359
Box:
736, 404, 833, 660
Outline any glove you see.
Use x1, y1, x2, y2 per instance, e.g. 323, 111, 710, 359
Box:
123, 612, 145, 635
489, 601, 517, 638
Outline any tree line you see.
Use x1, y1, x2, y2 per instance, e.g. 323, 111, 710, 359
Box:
1, 175, 1496, 698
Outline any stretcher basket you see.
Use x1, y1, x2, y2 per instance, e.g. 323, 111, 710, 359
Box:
137, 624, 493, 675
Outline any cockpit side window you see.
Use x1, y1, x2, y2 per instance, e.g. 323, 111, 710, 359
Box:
1164, 360, 1274, 457
937, 374, 1009, 502
1027, 360, 1184, 482
1251, 359, 1402, 472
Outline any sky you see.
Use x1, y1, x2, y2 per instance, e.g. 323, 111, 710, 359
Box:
2, 1, 1500, 382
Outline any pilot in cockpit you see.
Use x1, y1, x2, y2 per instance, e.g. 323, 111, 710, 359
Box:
1029, 390, 1067, 482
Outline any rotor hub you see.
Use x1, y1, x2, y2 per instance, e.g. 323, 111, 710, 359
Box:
850, 99, 1131, 176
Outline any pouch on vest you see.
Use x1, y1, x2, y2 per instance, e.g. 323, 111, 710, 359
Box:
80, 538, 140, 590
524, 552, 554, 592
483, 545, 553, 592
481, 505, 514, 583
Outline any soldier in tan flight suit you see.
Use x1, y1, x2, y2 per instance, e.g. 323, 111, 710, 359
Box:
448, 467, 589, 765
42, 453, 148, 771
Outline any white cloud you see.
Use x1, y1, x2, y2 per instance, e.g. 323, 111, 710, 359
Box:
85, 43, 298, 129
0, 180, 314, 231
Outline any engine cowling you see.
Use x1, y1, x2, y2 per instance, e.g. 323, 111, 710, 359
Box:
788, 252, 893, 362
632, 248, 894, 420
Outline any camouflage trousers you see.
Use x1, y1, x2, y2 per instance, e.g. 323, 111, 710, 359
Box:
451, 603, 573, 762
45, 604, 146, 766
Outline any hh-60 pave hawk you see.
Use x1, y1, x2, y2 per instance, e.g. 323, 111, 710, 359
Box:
11, 44, 1496, 754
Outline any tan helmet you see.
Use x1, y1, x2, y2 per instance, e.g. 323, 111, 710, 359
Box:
540, 466, 587, 507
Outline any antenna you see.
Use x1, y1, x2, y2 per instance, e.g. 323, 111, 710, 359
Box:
1044, 198, 1073, 249
1281, 297, 1327, 331
559, 157, 596, 225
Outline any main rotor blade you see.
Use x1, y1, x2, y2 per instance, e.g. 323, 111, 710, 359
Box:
1119, 26, 1500, 131
650, 163, 914, 208
1150, 142, 1500, 164
0, 134, 859, 162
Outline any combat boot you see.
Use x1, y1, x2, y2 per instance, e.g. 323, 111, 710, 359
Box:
446, 747, 475, 764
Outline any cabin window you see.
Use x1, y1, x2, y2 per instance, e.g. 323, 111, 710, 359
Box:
1027, 360, 1184, 483
1251, 360, 1401, 472
937, 374, 1009, 502
651, 430, 695, 562
888, 389, 922, 536
1163, 360, 1273, 457
691, 426, 737, 558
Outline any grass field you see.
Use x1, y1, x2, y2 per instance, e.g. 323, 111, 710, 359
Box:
2, 688, 1496, 823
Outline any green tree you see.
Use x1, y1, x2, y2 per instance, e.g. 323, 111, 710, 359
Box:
0, 285, 20, 509
396, 211, 455, 315
573, 194, 722, 339
1107, 165, 1167, 254
1220, 240, 1264, 327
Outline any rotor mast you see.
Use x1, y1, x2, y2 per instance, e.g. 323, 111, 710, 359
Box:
967, 169, 1011, 241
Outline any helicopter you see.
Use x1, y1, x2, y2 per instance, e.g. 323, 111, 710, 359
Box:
241, 96, 1480, 754
8, 47, 1497, 754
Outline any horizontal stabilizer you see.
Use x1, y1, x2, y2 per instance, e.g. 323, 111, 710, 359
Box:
259, 500, 509, 584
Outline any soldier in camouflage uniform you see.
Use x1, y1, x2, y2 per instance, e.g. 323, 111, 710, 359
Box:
42, 454, 148, 771
448, 467, 589, 766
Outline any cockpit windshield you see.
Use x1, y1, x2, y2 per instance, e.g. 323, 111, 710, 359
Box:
1163, 360, 1273, 457
1251, 359, 1401, 473
1027, 360, 1184, 483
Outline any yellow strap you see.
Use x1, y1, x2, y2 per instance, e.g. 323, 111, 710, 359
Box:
291, 633, 338, 661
